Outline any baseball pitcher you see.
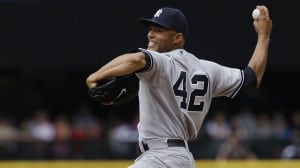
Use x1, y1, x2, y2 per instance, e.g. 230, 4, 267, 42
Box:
86, 5, 272, 168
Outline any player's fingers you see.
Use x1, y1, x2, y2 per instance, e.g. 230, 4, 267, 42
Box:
261, 5, 270, 19
256, 5, 270, 20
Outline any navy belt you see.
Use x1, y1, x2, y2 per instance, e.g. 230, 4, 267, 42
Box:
137, 139, 186, 154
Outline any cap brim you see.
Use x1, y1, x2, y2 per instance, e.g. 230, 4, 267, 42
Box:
138, 18, 170, 29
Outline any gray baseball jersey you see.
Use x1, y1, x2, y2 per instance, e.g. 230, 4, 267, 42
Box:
135, 48, 243, 141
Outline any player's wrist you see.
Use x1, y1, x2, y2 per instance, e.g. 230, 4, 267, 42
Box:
257, 35, 270, 44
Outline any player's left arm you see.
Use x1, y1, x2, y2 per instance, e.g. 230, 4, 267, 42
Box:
246, 5, 272, 89
86, 52, 146, 88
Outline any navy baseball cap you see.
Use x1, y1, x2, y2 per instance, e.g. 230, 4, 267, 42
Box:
138, 7, 188, 38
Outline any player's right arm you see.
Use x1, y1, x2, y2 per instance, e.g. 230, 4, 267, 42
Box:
247, 5, 272, 89
86, 52, 146, 89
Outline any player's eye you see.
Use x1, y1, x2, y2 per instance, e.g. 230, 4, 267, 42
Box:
149, 25, 166, 33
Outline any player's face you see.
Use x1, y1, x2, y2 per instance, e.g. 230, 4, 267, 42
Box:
147, 25, 178, 52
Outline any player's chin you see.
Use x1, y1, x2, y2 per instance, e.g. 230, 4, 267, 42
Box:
147, 45, 158, 51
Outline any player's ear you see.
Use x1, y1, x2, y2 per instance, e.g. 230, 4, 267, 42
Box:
173, 33, 184, 45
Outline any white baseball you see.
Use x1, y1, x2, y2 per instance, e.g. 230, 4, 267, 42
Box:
252, 8, 260, 20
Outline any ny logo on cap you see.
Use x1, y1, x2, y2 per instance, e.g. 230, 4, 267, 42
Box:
154, 9, 162, 17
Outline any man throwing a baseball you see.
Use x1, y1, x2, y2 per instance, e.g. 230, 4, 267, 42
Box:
86, 5, 272, 168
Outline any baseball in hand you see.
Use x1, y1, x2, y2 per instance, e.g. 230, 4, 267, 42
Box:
252, 8, 260, 20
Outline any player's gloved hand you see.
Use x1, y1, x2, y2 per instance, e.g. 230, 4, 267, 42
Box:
88, 74, 139, 106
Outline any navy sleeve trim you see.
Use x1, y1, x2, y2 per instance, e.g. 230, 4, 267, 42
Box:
135, 48, 153, 73
242, 66, 257, 90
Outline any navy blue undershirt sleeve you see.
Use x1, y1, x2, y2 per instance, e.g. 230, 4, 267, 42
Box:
242, 66, 257, 89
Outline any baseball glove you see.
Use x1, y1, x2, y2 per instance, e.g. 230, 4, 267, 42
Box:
88, 74, 139, 106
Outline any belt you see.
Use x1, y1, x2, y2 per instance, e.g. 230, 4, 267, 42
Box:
137, 139, 186, 154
